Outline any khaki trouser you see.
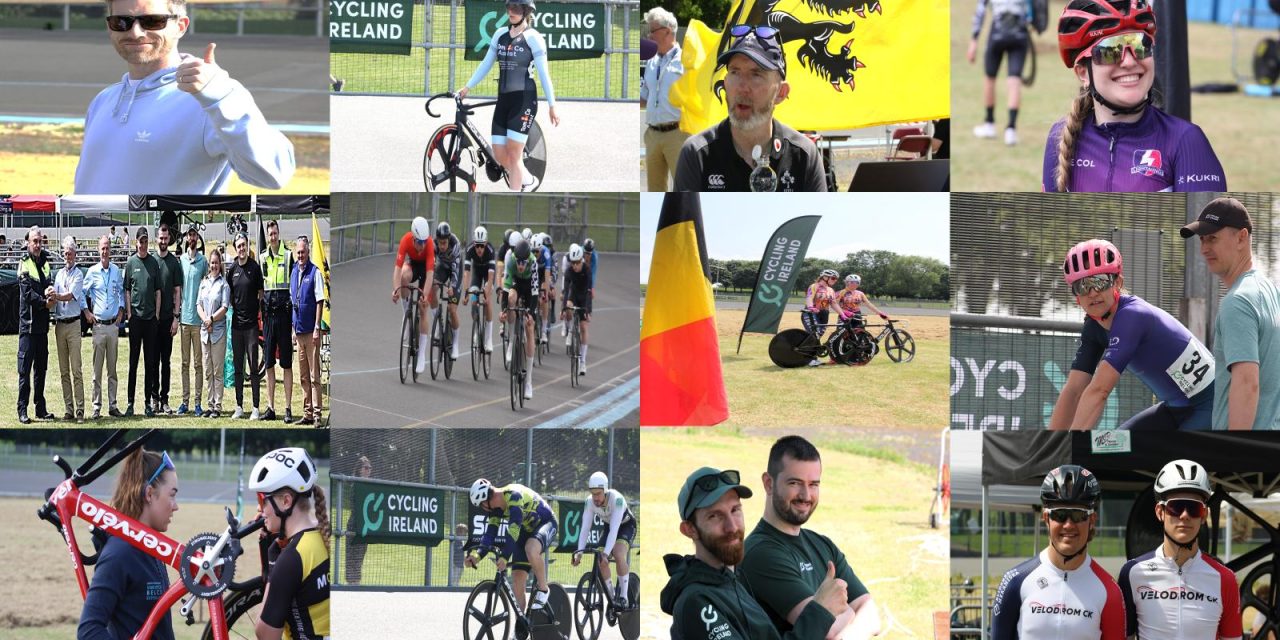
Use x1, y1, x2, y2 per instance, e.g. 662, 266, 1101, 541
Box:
55, 320, 85, 416
180, 324, 203, 407
91, 323, 118, 413
202, 337, 227, 411
296, 332, 323, 421
644, 126, 688, 192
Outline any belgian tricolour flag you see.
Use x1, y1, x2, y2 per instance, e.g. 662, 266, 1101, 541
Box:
640, 193, 728, 426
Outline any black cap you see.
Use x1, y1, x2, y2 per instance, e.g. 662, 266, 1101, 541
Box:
1180, 197, 1253, 238
135, 226, 149, 240
716, 33, 786, 80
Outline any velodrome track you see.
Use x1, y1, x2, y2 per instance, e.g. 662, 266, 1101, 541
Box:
330, 252, 639, 428
0, 28, 329, 125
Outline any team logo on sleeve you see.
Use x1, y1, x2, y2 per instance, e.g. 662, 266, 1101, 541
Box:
1131, 149, 1165, 178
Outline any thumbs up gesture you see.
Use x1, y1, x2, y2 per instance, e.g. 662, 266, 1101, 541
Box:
813, 561, 848, 617
177, 42, 224, 94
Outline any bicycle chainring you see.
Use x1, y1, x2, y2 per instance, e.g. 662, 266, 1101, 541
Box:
179, 532, 235, 599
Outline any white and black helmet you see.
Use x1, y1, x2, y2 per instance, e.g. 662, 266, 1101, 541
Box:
820, 269, 839, 280
1154, 459, 1212, 500
249, 447, 317, 495
846, 274, 862, 284
588, 471, 608, 490
568, 243, 584, 262
474, 226, 488, 243
470, 478, 494, 507
521, 228, 533, 242
412, 217, 431, 242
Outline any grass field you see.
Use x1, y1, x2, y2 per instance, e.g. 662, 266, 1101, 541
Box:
329, 4, 639, 99
717, 310, 950, 428
638, 429, 947, 640
0, 333, 329, 428
0, 124, 330, 194
951, 0, 1280, 191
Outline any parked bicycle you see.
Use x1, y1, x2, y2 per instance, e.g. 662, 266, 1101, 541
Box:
572, 548, 639, 640
464, 545, 570, 640
768, 315, 915, 368
424, 92, 547, 192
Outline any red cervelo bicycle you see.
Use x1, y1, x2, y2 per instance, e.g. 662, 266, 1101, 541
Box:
37, 429, 268, 640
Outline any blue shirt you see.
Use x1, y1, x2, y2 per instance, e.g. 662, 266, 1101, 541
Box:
78, 536, 175, 640
1212, 269, 1280, 429
642, 45, 684, 126
84, 262, 124, 322
180, 252, 209, 326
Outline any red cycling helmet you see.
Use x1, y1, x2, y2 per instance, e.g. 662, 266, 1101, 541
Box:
1063, 239, 1122, 285
1058, 0, 1157, 68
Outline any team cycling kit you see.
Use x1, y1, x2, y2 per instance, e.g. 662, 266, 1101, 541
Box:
433, 234, 463, 301
562, 261, 593, 315
465, 27, 557, 144
476, 484, 558, 570
504, 255, 541, 310
1042, 107, 1227, 192
396, 232, 435, 288
801, 283, 838, 337
465, 241, 496, 291
973, 0, 1032, 77
1071, 295, 1215, 430
991, 549, 1126, 640
575, 488, 636, 553
262, 528, 330, 640
1117, 546, 1243, 640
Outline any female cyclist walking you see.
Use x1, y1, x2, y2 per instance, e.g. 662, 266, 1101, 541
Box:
1042, 0, 1226, 192
1048, 239, 1215, 430
456, 0, 561, 192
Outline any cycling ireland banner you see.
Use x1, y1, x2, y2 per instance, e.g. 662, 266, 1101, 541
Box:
553, 499, 615, 554
352, 480, 448, 544
465, 1, 606, 61
330, 0, 414, 55
737, 215, 821, 353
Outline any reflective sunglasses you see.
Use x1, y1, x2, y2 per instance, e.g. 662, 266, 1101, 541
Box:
1071, 273, 1117, 296
106, 14, 181, 32
1045, 507, 1093, 524
1160, 498, 1206, 518
728, 24, 781, 50
1089, 32, 1154, 66
681, 470, 741, 519
143, 451, 175, 495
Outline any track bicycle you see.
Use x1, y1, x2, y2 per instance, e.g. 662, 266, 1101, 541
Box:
424, 92, 547, 193
37, 429, 268, 640
509, 302, 531, 411
564, 305, 587, 387
430, 281, 457, 381
531, 297, 546, 368
466, 285, 493, 381
464, 545, 571, 640
397, 285, 422, 384
572, 548, 639, 640
768, 314, 914, 368
857, 317, 917, 364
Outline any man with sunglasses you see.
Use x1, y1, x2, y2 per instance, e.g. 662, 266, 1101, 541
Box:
75, 0, 294, 194
1118, 459, 1242, 640
1181, 198, 1280, 429
992, 465, 1125, 640
641, 7, 687, 191
661, 467, 848, 639
1048, 239, 1215, 430
673, 26, 827, 193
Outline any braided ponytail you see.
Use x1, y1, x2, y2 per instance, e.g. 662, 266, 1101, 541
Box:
310, 485, 332, 552
1055, 87, 1094, 193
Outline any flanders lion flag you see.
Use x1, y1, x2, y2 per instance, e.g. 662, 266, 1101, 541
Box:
312, 214, 331, 331
640, 193, 728, 427
670, 0, 949, 134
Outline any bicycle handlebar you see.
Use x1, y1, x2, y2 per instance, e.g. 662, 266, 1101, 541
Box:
425, 92, 456, 118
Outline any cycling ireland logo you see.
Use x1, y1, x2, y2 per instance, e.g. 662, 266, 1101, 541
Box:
1131, 149, 1165, 178
475, 12, 511, 54
362, 492, 386, 537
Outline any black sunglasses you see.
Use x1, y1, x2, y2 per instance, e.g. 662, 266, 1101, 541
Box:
1045, 507, 1093, 524
106, 14, 181, 32
681, 470, 740, 518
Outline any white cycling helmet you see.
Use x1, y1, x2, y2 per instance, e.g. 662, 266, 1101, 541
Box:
531, 232, 543, 247
508, 231, 523, 247
470, 478, 493, 507
412, 217, 431, 242
588, 471, 609, 490
249, 447, 317, 495
521, 228, 533, 241
820, 269, 839, 280
846, 274, 862, 284
474, 226, 488, 244
1154, 459, 1212, 500
568, 243, 584, 262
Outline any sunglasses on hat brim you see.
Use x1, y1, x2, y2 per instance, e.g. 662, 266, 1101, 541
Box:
681, 470, 741, 519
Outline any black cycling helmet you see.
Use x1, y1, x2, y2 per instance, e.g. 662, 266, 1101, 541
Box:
436, 221, 451, 239
583, 238, 595, 252
514, 238, 531, 261
1041, 464, 1100, 508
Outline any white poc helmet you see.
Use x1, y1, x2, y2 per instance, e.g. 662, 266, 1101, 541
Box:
588, 471, 609, 490
568, 243, 584, 262
846, 274, 862, 284
508, 231, 523, 247
1154, 459, 1212, 500
412, 217, 431, 242
470, 478, 493, 507
474, 226, 488, 244
521, 228, 533, 241
249, 448, 318, 495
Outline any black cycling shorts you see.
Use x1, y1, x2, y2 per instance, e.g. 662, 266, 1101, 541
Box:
409, 260, 427, 289
262, 308, 293, 369
468, 265, 493, 292
616, 518, 636, 545
433, 270, 459, 304
567, 291, 592, 316
800, 309, 830, 338
510, 519, 557, 571
492, 90, 538, 140
985, 34, 1030, 78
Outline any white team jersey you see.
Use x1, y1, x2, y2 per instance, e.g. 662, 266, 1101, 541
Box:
576, 488, 634, 552
991, 549, 1126, 640
1118, 546, 1243, 640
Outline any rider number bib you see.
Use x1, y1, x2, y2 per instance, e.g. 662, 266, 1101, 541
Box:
1166, 337, 1215, 399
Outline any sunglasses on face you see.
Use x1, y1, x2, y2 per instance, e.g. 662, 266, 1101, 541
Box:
681, 470, 741, 518
143, 451, 175, 495
1045, 507, 1093, 524
1160, 498, 1206, 518
105, 14, 180, 32
1071, 273, 1117, 296
1089, 32, 1154, 66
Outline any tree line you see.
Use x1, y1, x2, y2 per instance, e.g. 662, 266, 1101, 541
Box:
709, 249, 950, 300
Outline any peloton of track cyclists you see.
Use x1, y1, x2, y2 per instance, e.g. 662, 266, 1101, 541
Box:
1049, 238, 1215, 430
561, 243, 593, 376
800, 269, 842, 367
462, 225, 497, 354
467, 478, 559, 613
430, 222, 464, 361
1118, 459, 1242, 640
572, 471, 637, 610
502, 233, 540, 399
392, 217, 436, 375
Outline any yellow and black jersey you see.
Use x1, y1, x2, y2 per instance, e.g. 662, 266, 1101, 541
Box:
264, 528, 330, 640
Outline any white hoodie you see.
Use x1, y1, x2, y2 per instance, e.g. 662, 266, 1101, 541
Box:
75, 53, 295, 194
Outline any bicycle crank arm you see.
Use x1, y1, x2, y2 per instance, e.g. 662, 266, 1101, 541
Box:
180, 593, 197, 618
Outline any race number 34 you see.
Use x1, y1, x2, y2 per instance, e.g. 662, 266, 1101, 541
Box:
1166, 338, 1215, 399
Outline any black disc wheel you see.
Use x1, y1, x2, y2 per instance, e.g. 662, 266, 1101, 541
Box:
768, 329, 817, 368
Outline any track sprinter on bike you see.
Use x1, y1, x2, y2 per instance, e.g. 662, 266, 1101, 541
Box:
561, 243, 593, 375
503, 237, 540, 400
393, 217, 436, 374
467, 478, 559, 612
456, 0, 561, 192
1048, 239, 1215, 430
532, 233, 555, 345
836, 274, 889, 326
463, 225, 497, 353
430, 222, 464, 361
572, 471, 637, 609
249, 447, 330, 640
801, 269, 841, 367
79, 448, 180, 640
1118, 459, 1242, 640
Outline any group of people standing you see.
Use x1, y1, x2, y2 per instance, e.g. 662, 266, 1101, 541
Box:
14, 219, 327, 424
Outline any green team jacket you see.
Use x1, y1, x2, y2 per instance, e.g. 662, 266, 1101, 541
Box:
660, 554, 834, 640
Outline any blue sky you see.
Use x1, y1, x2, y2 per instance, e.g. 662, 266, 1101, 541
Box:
639, 193, 949, 283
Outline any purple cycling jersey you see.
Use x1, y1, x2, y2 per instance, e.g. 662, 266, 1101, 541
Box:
1070, 295, 1215, 407
1042, 106, 1226, 192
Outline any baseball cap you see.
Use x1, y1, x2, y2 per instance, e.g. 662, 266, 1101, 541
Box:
677, 467, 753, 520
136, 226, 149, 240
716, 29, 786, 80
1179, 197, 1253, 238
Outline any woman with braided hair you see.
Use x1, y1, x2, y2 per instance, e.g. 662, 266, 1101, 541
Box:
1042, 0, 1226, 192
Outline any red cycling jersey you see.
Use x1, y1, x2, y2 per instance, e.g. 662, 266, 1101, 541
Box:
396, 232, 435, 269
